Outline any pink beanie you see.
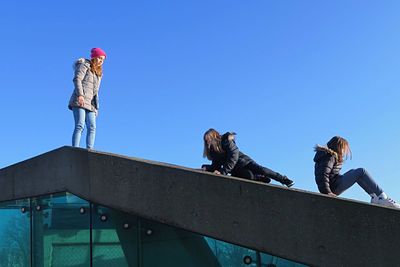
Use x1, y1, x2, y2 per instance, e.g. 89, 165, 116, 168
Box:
90, 48, 107, 59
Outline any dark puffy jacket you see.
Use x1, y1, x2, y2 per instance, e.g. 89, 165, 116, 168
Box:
313, 145, 343, 194
204, 132, 253, 175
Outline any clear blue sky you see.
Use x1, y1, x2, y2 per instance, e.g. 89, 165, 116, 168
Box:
1, 1, 400, 203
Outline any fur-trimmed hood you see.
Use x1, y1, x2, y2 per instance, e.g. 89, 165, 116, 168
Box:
74, 58, 90, 68
313, 145, 338, 162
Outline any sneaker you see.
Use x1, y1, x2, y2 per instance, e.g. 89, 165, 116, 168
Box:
373, 196, 400, 209
280, 176, 294, 188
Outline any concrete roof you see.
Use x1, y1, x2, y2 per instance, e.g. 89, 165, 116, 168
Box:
1, 146, 399, 266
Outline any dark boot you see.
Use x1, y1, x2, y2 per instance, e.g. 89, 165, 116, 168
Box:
278, 175, 294, 188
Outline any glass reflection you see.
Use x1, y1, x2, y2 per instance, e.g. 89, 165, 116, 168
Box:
92, 204, 139, 267
0, 198, 30, 267
204, 237, 258, 267
32, 192, 90, 267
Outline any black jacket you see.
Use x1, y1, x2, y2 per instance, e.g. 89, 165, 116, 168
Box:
203, 132, 253, 175
313, 145, 343, 194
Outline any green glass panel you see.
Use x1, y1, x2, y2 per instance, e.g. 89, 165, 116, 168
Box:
204, 237, 258, 267
261, 252, 309, 267
32, 192, 90, 267
92, 205, 139, 267
141, 219, 226, 267
0, 198, 30, 267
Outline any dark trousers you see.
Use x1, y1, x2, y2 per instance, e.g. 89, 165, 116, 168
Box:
231, 162, 283, 182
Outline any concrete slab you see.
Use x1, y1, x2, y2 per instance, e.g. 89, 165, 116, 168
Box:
1, 146, 399, 266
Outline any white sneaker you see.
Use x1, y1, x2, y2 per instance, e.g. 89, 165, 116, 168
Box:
374, 196, 400, 209
370, 193, 378, 204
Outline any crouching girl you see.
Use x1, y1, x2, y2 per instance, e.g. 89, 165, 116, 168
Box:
202, 129, 294, 187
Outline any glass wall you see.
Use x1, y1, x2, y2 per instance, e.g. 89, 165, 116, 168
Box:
140, 218, 221, 267
32, 192, 90, 267
204, 238, 258, 267
91, 204, 138, 267
0, 192, 308, 267
0, 198, 30, 267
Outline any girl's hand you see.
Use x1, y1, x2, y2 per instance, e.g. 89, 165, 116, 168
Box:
328, 192, 337, 197
78, 96, 84, 107
213, 170, 221, 175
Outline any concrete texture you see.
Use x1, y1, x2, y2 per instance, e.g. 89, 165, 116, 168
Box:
1, 146, 399, 266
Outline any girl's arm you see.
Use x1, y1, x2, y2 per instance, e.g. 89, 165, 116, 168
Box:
201, 160, 221, 172
316, 156, 336, 194
220, 139, 239, 175
73, 62, 88, 96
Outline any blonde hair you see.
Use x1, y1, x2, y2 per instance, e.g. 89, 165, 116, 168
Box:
90, 58, 103, 77
203, 128, 224, 160
327, 136, 352, 162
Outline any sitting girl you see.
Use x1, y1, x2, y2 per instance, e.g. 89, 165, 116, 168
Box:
314, 136, 399, 208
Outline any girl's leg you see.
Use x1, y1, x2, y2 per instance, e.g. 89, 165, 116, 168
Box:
232, 167, 271, 183
231, 168, 255, 180
331, 168, 383, 196
85, 111, 96, 149
245, 162, 278, 179
245, 162, 293, 186
72, 108, 86, 147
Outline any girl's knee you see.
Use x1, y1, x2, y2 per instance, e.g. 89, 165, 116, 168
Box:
88, 125, 96, 134
74, 123, 85, 132
356, 168, 368, 176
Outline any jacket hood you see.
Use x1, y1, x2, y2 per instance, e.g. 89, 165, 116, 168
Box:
74, 58, 90, 67
313, 145, 338, 162
221, 132, 236, 141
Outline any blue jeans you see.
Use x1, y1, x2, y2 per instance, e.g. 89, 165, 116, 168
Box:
72, 107, 96, 149
331, 168, 383, 196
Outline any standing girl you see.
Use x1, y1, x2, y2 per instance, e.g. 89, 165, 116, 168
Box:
68, 48, 106, 149
314, 136, 399, 208
202, 129, 294, 187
